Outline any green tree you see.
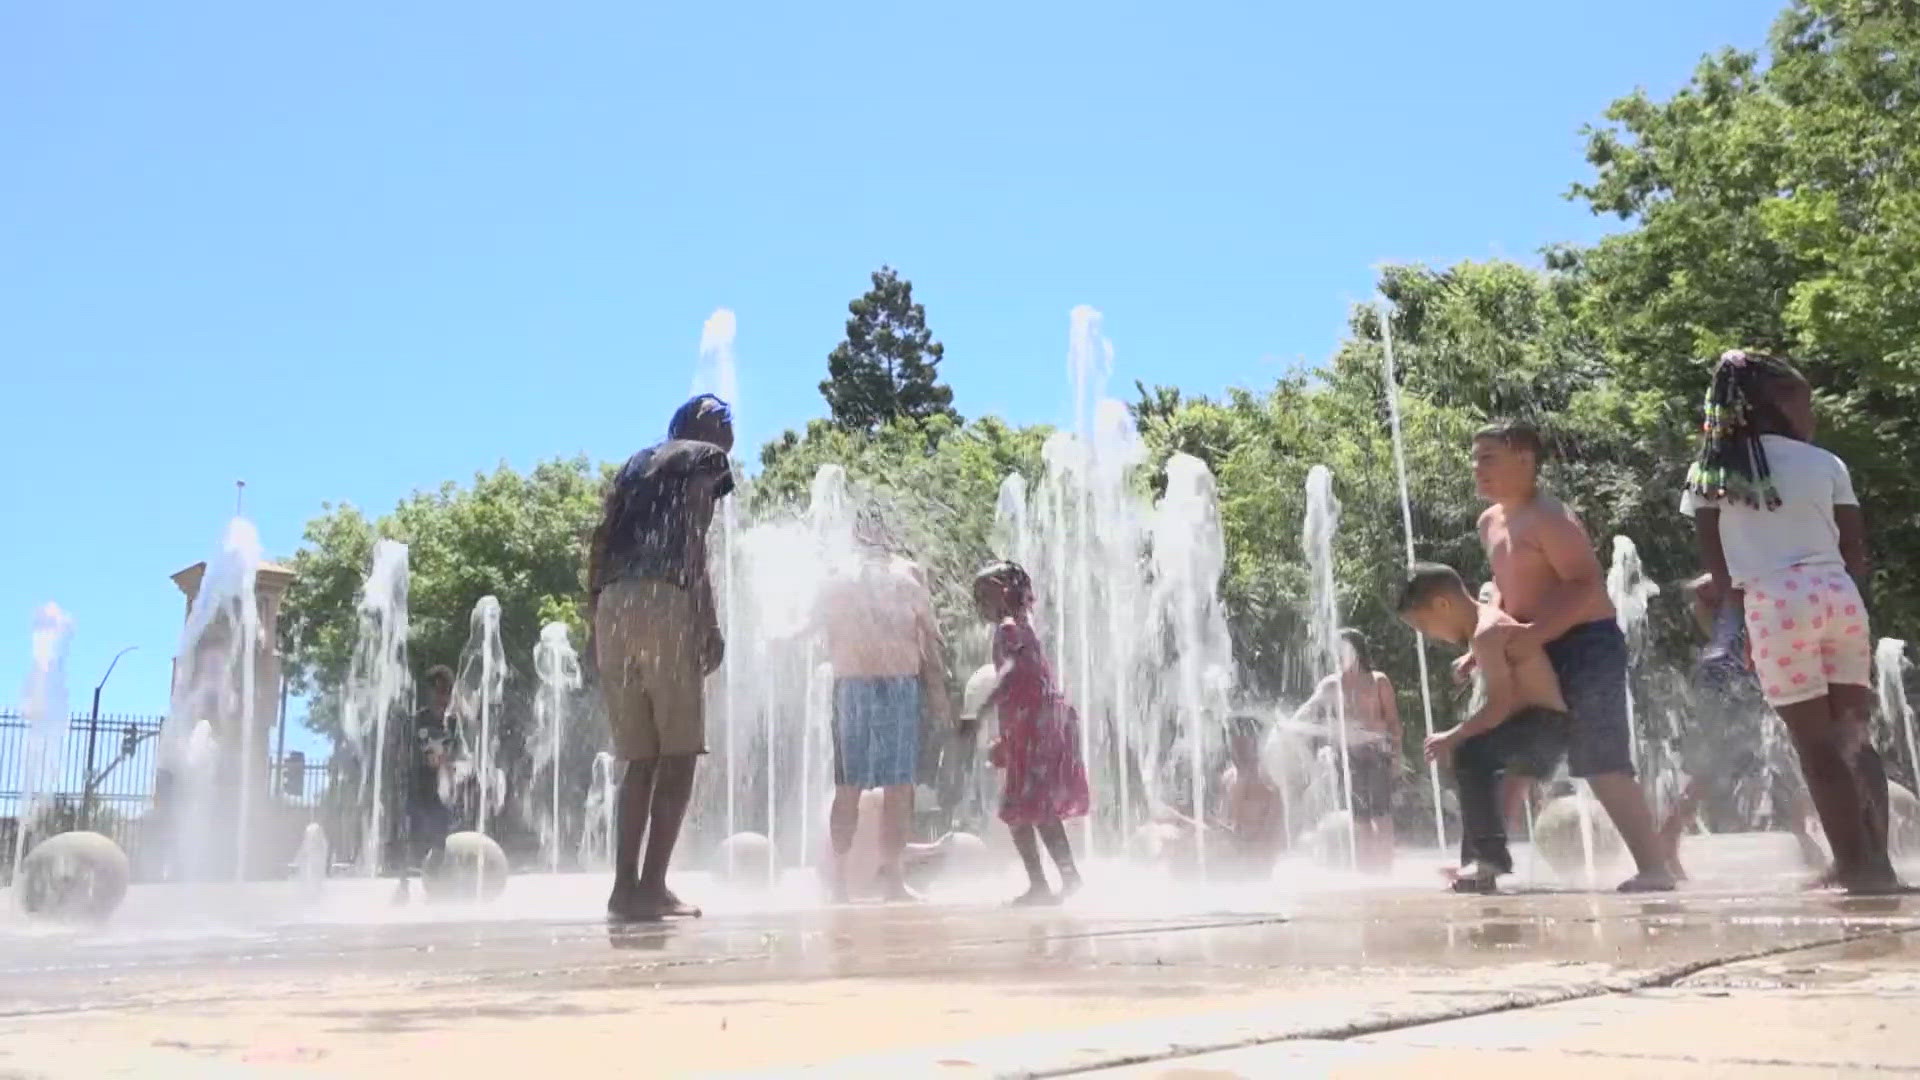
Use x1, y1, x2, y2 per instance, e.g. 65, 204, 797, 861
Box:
1567, 0, 1920, 636
820, 266, 960, 432
279, 457, 606, 743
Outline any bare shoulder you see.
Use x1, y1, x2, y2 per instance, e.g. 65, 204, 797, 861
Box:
1477, 504, 1501, 533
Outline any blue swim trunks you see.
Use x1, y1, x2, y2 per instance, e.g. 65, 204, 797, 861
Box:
832, 677, 922, 789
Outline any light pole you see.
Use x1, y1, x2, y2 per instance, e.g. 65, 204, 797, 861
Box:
80, 646, 139, 830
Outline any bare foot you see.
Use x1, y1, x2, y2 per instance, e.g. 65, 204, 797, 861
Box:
1802, 865, 1844, 891
646, 887, 702, 918
1616, 869, 1677, 893
1838, 867, 1909, 897
607, 885, 662, 924
1010, 885, 1058, 907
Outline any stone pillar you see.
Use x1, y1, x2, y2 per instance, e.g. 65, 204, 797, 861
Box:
169, 561, 297, 879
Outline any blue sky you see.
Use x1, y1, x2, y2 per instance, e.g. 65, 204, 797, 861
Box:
1, 1, 1773, 759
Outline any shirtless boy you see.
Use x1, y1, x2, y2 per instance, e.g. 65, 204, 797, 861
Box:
1219, 714, 1285, 877
1399, 562, 1570, 893
1468, 421, 1673, 892
1294, 630, 1401, 873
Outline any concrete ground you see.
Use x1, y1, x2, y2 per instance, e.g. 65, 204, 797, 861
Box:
3, 839, 1918, 1078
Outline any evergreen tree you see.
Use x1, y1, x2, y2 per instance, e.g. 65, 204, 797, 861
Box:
821, 267, 960, 431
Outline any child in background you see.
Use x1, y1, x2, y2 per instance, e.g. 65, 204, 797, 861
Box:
972, 561, 1091, 905
1398, 562, 1571, 894
1293, 630, 1402, 873
1680, 349, 1899, 893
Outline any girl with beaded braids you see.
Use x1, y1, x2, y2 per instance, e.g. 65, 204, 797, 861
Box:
1680, 350, 1898, 893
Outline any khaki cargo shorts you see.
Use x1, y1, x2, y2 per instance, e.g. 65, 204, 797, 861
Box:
595, 577, 713, 760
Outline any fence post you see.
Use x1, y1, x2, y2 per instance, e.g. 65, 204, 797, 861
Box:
80, 694, 103, 831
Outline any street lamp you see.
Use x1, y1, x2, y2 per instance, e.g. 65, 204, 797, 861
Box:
80, 645, 139, 830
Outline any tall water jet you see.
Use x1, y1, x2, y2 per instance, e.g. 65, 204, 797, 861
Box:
531, 622, 582, 872
1607, 536, 1659, 773
580, 751, 617, 868
992, 473, 1031, 569
1379, 307, 1446, 851
1876, 639, 1918, 790
694, 309, 743, 843
340, 540, 410, 876
1148, 453, 1233, 871
1303, 465, 1357, 869
453, 597, 506, 837
163, 518, 263, 880
12, 603, 74, 886
1014, 306, 1152, 853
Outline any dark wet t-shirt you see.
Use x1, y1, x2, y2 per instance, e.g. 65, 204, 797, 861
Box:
600, 439, 735, 592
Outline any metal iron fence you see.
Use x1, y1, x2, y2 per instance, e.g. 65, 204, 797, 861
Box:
0, 710, 331, 882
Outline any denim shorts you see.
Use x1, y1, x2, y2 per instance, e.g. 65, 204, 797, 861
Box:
1543, 619, 1635, 778
832, 677, 922, 789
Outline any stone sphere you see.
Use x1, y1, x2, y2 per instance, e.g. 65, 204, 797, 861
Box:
716, 831, 775, 889
1128, 822, 1185, 863
1532, 795, 1626, 882
422, 831, 509, 902
1890, 782, 1920, 859
941, 831, 1000, 877
18, 831, 130, 922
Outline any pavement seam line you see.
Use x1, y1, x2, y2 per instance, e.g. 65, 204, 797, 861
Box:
0, 913, 1292, 1020
1033, 925, 1919, 1079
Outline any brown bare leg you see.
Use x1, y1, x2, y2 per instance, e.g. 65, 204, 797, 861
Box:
608, 758, 657, 920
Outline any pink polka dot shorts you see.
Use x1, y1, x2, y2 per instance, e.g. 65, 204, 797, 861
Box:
1745, 565, 1871, 707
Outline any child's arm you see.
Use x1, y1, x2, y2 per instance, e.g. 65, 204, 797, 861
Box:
1376, 672, 1402, 750
1427, 631, 1513, 762
1692, 508, 1732, 599
1458, 631, 1516, 739
1836, 504, 1869, 581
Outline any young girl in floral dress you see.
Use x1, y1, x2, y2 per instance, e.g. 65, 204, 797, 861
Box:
971, 561, 1090, 905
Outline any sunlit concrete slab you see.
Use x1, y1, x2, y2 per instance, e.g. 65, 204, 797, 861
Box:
1, 839, 1915, 1078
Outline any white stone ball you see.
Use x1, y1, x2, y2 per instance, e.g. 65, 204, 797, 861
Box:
422, 831, 509, 902
18, 831, 130, 922
942, 831, 1001, 877
716, 831, 775, 889
1532, 795, 1626, 882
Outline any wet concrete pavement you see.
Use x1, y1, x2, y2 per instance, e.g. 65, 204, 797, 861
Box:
3, 851, 1918, 1077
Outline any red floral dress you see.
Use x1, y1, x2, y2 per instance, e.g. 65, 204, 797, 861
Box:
989, 617, 1091, 826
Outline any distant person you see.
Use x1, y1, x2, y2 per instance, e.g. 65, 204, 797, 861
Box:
1218, 714, 1286, 877
1294, 629, 1401, 873
1680, 350, 1897, 893
1147, 714, 1285, 880
1463, 420, 1672, 892
810, 511, 950, 902
1662, 574, 1825, 879
587, 393, 735, 922
398, 665, 457, 888
1399, 562, 1570, 894
971, 561, 1090, 905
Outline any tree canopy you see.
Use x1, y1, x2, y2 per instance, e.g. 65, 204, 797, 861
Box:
280, 458, 605, 742
819, 267, 960, 432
